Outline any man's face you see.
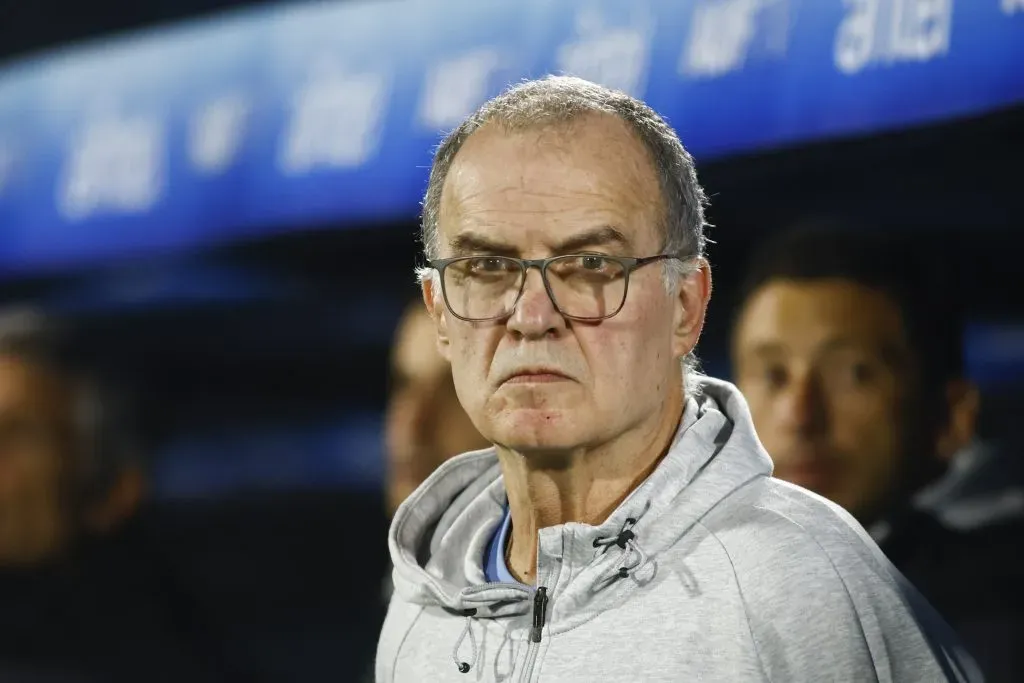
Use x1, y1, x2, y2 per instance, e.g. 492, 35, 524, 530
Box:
733, 279, 916, 521
385, 307, 489, 515
0, 356, 74, 565
425, 115, 707, 454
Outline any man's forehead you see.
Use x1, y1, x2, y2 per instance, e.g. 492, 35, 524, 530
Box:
445, 115, 654, 190
736, 279, 910, 354
437, 119, 662, 254
443, 224, 638, 258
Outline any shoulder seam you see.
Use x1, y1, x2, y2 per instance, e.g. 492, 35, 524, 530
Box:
383, 603, 426, 683
696, 519, 772, 683
703, 504, 882, 680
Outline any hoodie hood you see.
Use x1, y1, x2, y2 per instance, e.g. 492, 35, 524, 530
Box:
387, 377, 773, 623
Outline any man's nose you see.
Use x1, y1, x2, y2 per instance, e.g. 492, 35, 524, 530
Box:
779, 371, 828, 436
506, 267, 566, 339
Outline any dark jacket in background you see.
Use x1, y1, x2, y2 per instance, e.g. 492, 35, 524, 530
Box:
880, 505, 1024, 683
0, 513, 218, 683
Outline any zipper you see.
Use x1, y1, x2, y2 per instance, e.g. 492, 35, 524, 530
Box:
519, 586, 548, 683
530, 586, 549, 642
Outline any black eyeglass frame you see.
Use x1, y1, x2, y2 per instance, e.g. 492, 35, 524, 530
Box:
426, 253, 690, 323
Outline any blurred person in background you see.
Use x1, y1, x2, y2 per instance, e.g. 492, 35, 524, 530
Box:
731, 220, 1023, 681
0, 308, 215, 682
364, 300, 491, 682
914, 429, 1024, 535
385, 299, 489, 517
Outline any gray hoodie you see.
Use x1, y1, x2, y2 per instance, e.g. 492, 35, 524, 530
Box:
377, 378, 981, 682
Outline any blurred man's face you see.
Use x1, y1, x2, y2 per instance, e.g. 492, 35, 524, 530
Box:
424, 115, 708, 454
385, 307, 488, 515
0, 356, 74, 566
733, 280, 915, 522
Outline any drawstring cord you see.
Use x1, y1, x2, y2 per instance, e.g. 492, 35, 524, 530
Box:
593, 517, 650, 582
452, 608, 521, 678
452, 609, 479, 674
452, 517, 647, 673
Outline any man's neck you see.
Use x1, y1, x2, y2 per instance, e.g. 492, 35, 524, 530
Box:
498, 395, 685, 584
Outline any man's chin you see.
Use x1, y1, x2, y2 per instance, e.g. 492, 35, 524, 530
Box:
489, 409, 582, 452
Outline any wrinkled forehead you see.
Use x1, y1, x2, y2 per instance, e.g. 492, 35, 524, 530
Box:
438, 116, 664, 256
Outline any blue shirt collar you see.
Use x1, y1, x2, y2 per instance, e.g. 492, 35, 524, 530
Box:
483, 504, 523, 585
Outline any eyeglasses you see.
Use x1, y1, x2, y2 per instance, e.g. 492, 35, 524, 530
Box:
427, 253, 687, 322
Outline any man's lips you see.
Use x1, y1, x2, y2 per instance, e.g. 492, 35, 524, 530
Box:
500, 368, 573, 384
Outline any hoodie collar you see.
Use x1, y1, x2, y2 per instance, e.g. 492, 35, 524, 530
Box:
388, 377, 774, 619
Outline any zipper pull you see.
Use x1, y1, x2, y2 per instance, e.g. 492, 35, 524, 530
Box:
530, 586, 548, 643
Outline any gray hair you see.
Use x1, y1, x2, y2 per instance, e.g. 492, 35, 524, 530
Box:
419, 75, 710, 394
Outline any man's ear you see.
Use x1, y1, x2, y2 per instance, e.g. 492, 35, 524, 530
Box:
672, 258, 713, 359
935, 378, 980, 461
422, 277, 452, 361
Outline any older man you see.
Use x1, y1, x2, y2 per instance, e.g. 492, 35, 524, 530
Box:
376, 76, 979, 682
